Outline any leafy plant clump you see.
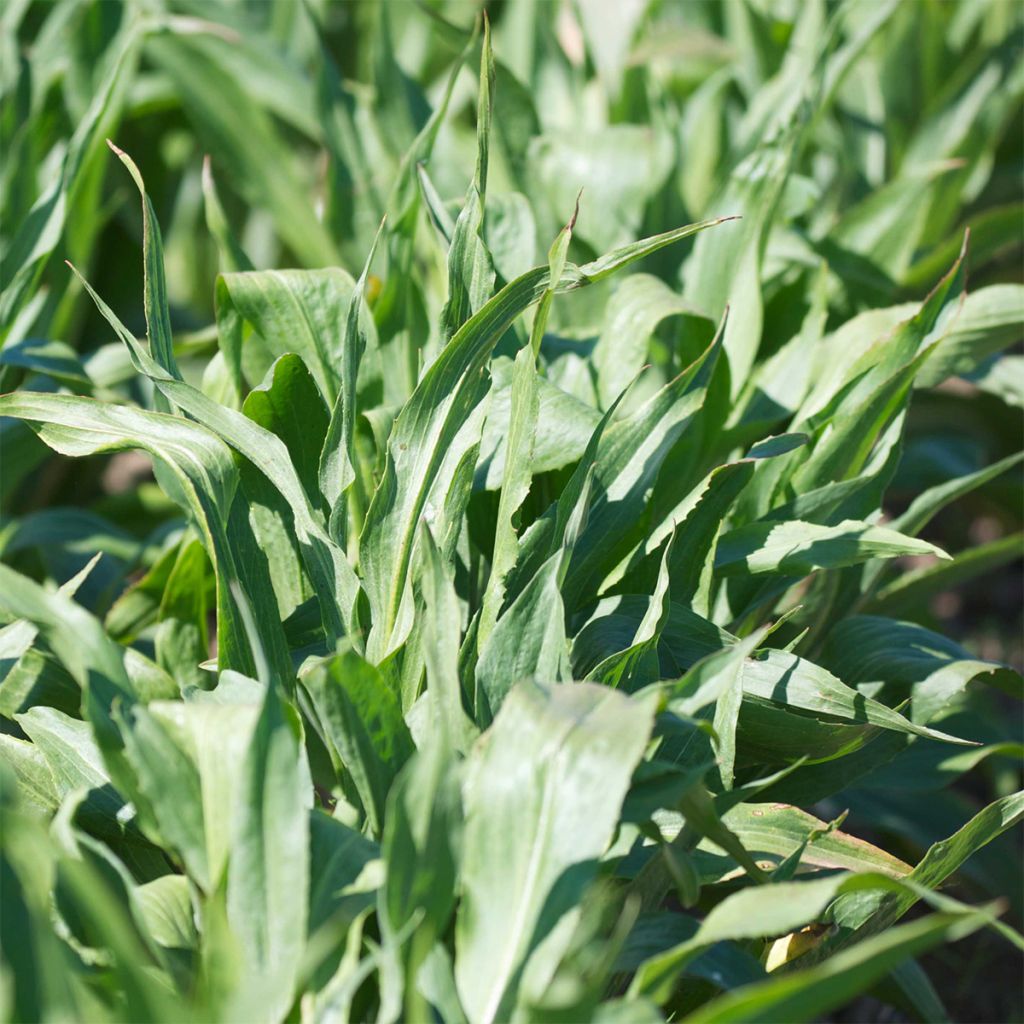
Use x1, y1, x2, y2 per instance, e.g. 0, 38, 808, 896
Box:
1, 2, 1022, 1023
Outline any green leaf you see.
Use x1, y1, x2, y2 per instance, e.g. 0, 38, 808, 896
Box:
302, 647, 414, 838
823, 791, 1024, 955
106, 141, 182, 382
239, 354, 331, 619
1, 771, 80, 1020
630, 874, 853, 1001
477, 358, 600, 489
243, 354, 331, 509
0, 391, 289, 681
682, 909, 993, 1023
741, 649, 975, 747
479, 344, 539, 647
155, 537, 211, 692
0, 734, 60, 814
105, 540, 183, 642
715, 518, 950, 576
319, 220, 385, 548
227, 684, 310, 1024
617, 912, 766, 989
67, 262, 361, 646
592, 275, 707, 409
475, 551, 569, 721
882, 957, 949, 1024
135, 873, 198, 953
416, 525, 478, 751
693, 802, 912, 882
0, 16, 143, 335
307, 809, 379, 937
561, 326, 723, 609
15, 707, 127, 829
456, 681, 657, 1024
683, 138, 793, 397
218, 268, 362, 410
918, 283, 1024, 386
0, 563, 143, 786
574, 596, 730, 682
0, 645, 80, 721
380, 740, 463, 1022
818, 615, 1020, 720
48, 826, 181, 1021
584, 538, 677, 694
0, 337, 92, 388
201, 154, 254, 273
966, 353, 1024, 407
647, 460, 759, 617
438, 16, 496, 343
118, 702, 209, 887
152, 697, 260, 889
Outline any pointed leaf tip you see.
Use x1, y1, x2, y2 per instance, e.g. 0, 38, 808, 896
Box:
569, 188, 583, 230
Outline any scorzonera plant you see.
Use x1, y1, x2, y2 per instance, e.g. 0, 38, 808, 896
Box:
1, 3, 1021, 1023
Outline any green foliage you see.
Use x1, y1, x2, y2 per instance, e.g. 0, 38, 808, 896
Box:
1, 2, 1022, 1022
